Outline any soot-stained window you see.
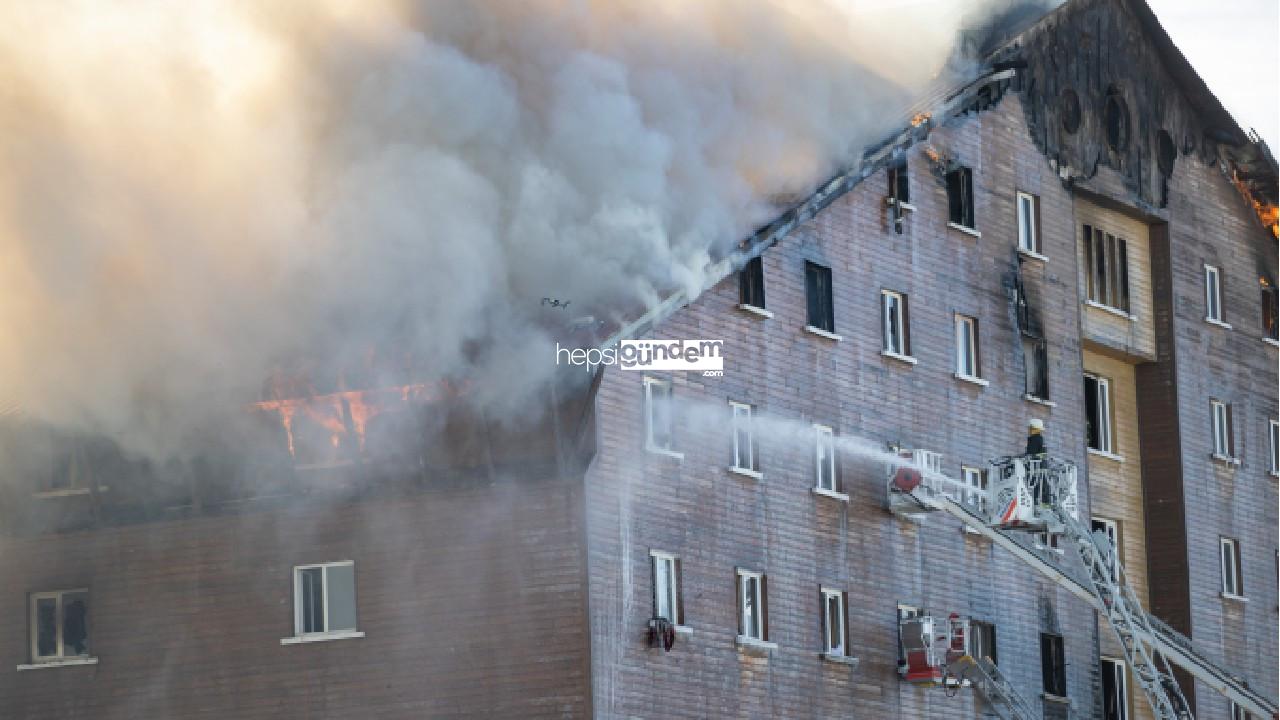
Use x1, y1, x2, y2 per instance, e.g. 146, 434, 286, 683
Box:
1104, 90, 1130, 152
1060, 88, 1081, 134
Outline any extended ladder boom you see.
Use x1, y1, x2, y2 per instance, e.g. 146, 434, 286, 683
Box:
949, 655, 1039, 720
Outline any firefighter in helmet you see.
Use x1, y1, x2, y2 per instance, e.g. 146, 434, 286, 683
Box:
1025, 418, 1046, 458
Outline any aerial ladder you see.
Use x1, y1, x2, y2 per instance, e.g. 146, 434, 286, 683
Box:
888, 453, 1278, 720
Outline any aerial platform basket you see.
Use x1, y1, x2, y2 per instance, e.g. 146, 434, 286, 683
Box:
985, 456, 1077, 533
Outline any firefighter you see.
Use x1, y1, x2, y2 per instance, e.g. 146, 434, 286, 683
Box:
1025, 418, 1046, 458
1026, 419, 1050, 506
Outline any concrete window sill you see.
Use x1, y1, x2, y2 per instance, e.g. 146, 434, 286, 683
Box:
1264, 337, 1279, 348
737, 304, 773, 319
1209, 453, 1240, 468
812, 487, 849, 503
728, 466, 763, 481
1018, 247, 1049, 263
1220, 593, 1248, 604
884, 198, 916, 213
33, 486, 109, 499
820, 652, 860, 668
1087, 448, 1124, 463
1204, 317, 1233, 330
1085, 300, 1136, 321
281, 630, 365, 645
1041, 692, 1071, 705
882, 350, 918, 366
805, 326, 843, 342
646, 447, 685, 461
954, 373, 989, 387
674, 625, 694, 636
1023, 394, 1056, 408
735, 636, 778, 656
17, 657, 98, 671
947, 222, 981, 238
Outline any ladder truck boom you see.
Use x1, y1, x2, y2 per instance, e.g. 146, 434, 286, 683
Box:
888, 455, 1277, 720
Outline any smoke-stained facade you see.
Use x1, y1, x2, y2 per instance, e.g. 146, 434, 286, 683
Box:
1, 0, 1276, 718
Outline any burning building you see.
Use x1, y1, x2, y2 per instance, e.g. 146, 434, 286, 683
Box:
0, 0, 1276, 718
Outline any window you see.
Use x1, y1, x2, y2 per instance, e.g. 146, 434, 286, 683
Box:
651, 551, 683, 625
1261, 277, 1278, 340
888, 163, 910, 206
1083, 225, 1130, 313
730, 402, 757, 472
293, 562, 357, 638
1092, 517, 1120, 580
962, 466, 987, 512
969, 620, 997, 664
1084, 374, 1113, 453
1231, 702, 1255, 720
1101, 657, 1129, 720
821, 588, 848, 657
1017, 191, 1040, 254
946, 166, 975, 229
955, 315, 980, 378
1040, 633, 1067, 697
1269, 419, 1279, 475
882, 290, 910, 357
644, 377, 675, 453
1205, 265, 1224, 323
1211, 400, 1234, 459
1024, 337, 1049, 400
740, 256, 766, 310
1104, 91, 1130, 152
29, 590, 90, 663
737, 570, 768, 641
814, 425, 837, 492
1220, 537, 1243, 597
805, 261, 834, 333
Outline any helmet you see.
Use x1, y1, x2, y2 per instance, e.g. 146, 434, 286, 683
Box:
1029, 419, 1044, 431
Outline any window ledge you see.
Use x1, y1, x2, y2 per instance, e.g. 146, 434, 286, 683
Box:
954, 373, 989, 387
884, 198, 916, 212
1204, 317, 1233, 330
1264, 337, 1279, 348
1087, 448, 1124, 463
820, 652, 860, 667
947, 222, 981, 238
1041, 692, 1071, 705
1210, 453, 1240, 467
735, 636, 778, 655
1220, 593, 1248, 604
963, 525, 990, 538
812, 487, 850, 503
1017, 247, 1049, 263
1084, 300, 1136, 321
1023, 394, 1056, 407
646, 447, 685, 461
17, 657, 98, 671
805, 326, 843, 342
729, 466, 763, 480
1269, 470, 1279, 479
674, 625, 694, 636
280, 630, 365, 645
882, 350, 918, 365
33, 486, 109, 499
737, 303, 773, 319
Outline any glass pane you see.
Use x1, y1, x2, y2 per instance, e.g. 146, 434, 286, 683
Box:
61, 591, 89, 656
743, 577, 758, 638
827, 597, 841, 652
326, 564, 357, 633
35, 597, 57, 657
300, 567, 324, 633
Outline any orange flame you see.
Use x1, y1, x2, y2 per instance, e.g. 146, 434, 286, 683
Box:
1231, 172, 1279, 239
910, 112, 930, 128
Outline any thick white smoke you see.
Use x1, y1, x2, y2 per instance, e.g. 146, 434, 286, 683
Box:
0, 0, 1022, 457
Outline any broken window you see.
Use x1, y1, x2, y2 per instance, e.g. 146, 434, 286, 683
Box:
969, 620, 997, 664
946, 167, 975, 229
739, 256, 766, 310
29, 590, 90, 664
955, 314, 980, 379
737, 569, 768, 641
1083, 225, 1130, 313
1205, 265, 1225, 323
1060, 88, 1081, 134
1104, 91, 1130, 152
1260, 277, 1277, 340
814, 424, 837, 492
1220, 537, 1243, 597
729, 401, 757, 472
820, 588, 848, 657
650, 551, 683, 625
1017, 191, 1040, 254
1092, 517, 1120, 581
293, 562, 357, 637
1084, 374, 1113, 454
1040, 633, 1067, 697
1211, 400, 1234, 459
1231, 702, 1254, 720
1101, 657, 1129, 720
805, 261, 834, 333
888, 163, 910, 206
882, 290, 910, 357
644, 377, 675, 453
1024, 338, 1049, 401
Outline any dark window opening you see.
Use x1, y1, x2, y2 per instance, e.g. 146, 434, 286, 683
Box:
888, 163, 910, 206
1105, 91, 1130, 152
1024, 338, 1049, 400
1084, 225, 1130, 312
1040, 633, 1067, 697
805, 261, 834, 333
300, 567, 325, 634
739, 256, 766, 310
1060, 88, 1081, 134
1261, 278, 1278, 340
1157, 130, 1177, 176
969, 620, 998, 664
1102, 658, 1128, 720
946, 167, 975, 229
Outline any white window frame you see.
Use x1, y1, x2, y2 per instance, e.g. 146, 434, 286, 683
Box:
955, 314, 980, 380
1092, 517, 1120, 580
961, 466, 986, 511
289, 561, 361, 642
882, 290, 908, 357
820, 588, 847, 657
1231, 701, 1254, 720
643, 377, 679, 456
1101, 656, 1129, 720
730, 401, 756, 473
1211, 400, 1232, 459
1205, 265, 1224, 324
814, 424, 836, 492
650, 551, 681, 626
28, 589, 91, 664
1269, 419, 1279, 476
1220, 537, 1243, 598
737, 569, 765, 641
1017, 191, 1041, 255
1086, 373, 1114, 454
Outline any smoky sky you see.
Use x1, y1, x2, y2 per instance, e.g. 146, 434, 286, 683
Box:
0, 0, 1032, 458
